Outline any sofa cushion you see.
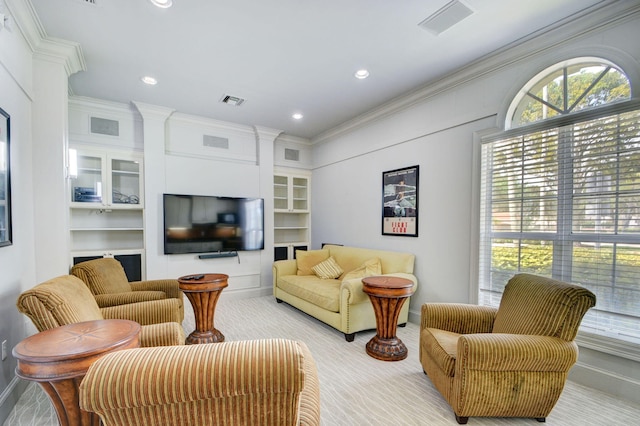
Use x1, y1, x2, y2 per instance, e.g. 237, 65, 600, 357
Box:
342, 257, 382, 281
325, 244, 415, 276
421, 328, 460, 377
296, 249, 330, 276
277, 275, 341, 312
312, 256, 344, 279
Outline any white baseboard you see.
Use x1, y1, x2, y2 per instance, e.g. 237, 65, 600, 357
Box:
569, 361, 640, 405
0, 377, 29, 425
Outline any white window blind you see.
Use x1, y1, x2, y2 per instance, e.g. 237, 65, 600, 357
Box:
480, 106, 640, 343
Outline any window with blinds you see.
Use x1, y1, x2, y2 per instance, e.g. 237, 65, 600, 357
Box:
480, 59, 640, 343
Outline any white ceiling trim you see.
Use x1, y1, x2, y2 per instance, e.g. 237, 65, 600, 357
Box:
311, 0, 637, 145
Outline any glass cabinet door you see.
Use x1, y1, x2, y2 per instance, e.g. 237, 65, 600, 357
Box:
110, 157, 141, 206
291, 177, 308, 211
274, 175, 289, 211
71, 152, 104, 206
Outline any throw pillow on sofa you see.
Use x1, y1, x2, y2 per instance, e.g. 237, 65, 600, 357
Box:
342, 258, 382, 281
296, 249, 330, 275
312, 256, 344, 279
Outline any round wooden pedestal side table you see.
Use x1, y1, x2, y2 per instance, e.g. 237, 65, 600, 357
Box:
13, 319, 141, 426
362, 276, 415, 361
178, 273, 229, 344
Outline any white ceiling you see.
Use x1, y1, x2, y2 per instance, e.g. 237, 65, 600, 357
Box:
29, 0, 607, 140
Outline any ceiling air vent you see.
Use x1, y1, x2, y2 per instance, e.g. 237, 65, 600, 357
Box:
418, 0, 473, 36
220, 95, 246, 107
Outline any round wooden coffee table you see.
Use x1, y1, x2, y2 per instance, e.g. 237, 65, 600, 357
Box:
362, 276, 415, 361
178, 273, 229, 344
13, 319, 141, 426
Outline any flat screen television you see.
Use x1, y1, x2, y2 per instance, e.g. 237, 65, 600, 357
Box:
163, 193, 264, 255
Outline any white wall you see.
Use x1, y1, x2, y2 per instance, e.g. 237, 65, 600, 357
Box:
310, 4, 640, 403
0, 23, 35, 423
0, 1, 83, 421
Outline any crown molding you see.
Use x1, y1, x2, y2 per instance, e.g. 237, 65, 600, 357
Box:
274, 133, 312, 146
169, 111, 256, 136
311, 0, 640, 145
132, 101, 175, 122
6, 0, 85, 76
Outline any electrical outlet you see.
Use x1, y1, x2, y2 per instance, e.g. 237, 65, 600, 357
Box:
1, 340, 6, 361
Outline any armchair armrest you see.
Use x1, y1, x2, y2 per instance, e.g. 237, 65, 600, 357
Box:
79, 339, 312, 425
457, 334, 578, 372
273, 259, 298, 284
130, 279, 182, 299
421, 303, 497, 334
94, 291, 166, 308
101, 298, 182, 325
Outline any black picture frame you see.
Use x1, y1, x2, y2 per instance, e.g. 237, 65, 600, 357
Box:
382, 165, 419, 237
0, 107, 11, 247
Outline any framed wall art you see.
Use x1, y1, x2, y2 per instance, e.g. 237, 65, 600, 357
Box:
0, 107, 11, 247
382, 165, 419, 237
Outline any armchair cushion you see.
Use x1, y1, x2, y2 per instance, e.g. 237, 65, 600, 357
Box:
94, 291, 166, 308
100, 298, 183, 325
130, 279, 182, 299
421, 328, 459, 377
71, 257, 132, 294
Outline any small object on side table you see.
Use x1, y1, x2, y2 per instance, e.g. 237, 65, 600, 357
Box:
362, 276, 415, 361
13, 319, 141, 426
178, 273, 229, 344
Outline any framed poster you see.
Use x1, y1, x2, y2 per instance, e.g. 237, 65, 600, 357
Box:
382, 165, 419, 237
0, 107, 11, 247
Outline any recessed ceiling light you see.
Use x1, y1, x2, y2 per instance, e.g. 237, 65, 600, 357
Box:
149, 0, 173, 8
292, 113, 304, 120
141, 76, 158, 85
354, 69, 370, 79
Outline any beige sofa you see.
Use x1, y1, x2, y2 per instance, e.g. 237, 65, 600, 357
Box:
273, 244, 417, 341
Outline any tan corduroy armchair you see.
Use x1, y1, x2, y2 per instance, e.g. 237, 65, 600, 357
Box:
420, 273, 596, 424
17, 275, 185, 347
71, 257, 184, 320
79, 339, 321, 426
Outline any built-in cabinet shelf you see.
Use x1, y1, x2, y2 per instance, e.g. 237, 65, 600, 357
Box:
68, 146, 145, 279
274, 171, 310, 261
70, 148, 143, 208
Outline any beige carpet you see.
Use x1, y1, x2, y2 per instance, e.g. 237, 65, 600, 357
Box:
6, 295, 640, 425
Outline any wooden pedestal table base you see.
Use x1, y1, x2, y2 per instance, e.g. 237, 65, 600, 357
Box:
362, 276, 415, 361
12, 319, 141, 426
179, 273, 229, 344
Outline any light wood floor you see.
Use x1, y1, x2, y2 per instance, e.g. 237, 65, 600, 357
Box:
6, 296, 640, 425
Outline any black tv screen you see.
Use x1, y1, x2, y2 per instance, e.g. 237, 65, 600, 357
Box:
163, 194, 264, 254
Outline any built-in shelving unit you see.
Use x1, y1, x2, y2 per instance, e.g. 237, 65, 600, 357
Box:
273, 171, 310, 261
68, 146, 145, 279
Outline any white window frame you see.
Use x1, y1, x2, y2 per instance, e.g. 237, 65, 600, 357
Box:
478, 57, 640, 361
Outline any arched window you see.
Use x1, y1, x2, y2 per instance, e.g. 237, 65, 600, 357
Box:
508, 58, 631, 128
480, 58, 640, 344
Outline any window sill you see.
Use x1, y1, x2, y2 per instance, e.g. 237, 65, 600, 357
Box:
576, 329, 640, 362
